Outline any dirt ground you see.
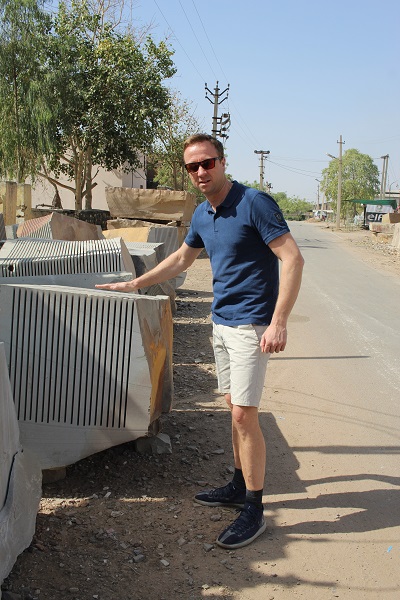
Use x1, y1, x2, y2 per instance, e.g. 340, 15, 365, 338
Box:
2, 225, 399, 600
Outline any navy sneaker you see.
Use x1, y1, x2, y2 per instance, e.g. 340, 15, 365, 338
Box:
216, 502, 266, 549
194, 481, 246, 508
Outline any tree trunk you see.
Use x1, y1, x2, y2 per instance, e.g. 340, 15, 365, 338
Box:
74, 150, 84, 211
84, 149, 93, 210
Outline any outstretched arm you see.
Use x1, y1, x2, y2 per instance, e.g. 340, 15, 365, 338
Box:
95, 242, 203, 293
260, 232, 304, 353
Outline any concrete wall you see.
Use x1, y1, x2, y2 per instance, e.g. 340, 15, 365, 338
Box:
29, 163, 146, 211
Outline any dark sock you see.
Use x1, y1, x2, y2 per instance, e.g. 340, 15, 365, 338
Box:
232, 468, 246, 491
245, 489, 263, 509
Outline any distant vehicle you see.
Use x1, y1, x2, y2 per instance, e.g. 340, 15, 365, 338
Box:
314, 210, 327, 220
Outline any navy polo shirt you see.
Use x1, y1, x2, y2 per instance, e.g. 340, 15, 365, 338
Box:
185, 181, 290, 326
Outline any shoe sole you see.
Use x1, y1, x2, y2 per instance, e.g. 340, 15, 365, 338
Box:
194, 498, 245, 508
216, 520, 267, 549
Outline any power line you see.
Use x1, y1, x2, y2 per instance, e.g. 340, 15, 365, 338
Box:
178, 0, 218, 81
190, 0, 229, 83
152, 0, 206, 83
266, 159, 322, 178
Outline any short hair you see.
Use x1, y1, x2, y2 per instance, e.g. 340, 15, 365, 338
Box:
183, 134, 224, 159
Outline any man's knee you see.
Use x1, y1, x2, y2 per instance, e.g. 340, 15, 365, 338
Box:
231, 405, 259, 428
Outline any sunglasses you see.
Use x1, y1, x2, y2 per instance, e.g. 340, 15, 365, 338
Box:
185, 157, 221, 173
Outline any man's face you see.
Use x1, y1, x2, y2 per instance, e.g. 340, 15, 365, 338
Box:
184, 141, 226, 197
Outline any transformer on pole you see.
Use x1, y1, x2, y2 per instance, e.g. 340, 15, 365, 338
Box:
205, 81, 231, 140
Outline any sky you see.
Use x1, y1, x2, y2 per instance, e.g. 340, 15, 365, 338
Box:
127, 0, 400, 205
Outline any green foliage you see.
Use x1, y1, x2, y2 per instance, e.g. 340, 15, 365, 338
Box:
272, 191, 312, 218
0, 0, 54, 181
43, 0, 176, 209
241, 180, 262, 191
0, 0, 176, 209
238, 183, 312, 218
147, 91, 204, 202
321, 148, 380, 219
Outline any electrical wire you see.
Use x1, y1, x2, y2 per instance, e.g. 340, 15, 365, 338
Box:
266, 159, 322, 178
188, 1, 263, 149
178, 0, 219, 82
190, 1, 227, 80
153, 0, 206, 83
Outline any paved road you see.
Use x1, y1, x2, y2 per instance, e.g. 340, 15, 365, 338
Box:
257, 221, 400, 599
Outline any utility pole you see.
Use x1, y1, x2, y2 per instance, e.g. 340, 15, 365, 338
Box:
336, 135, 344, 230
254, 150, 270, 191
315, 178, 321, 211
380, 154, 389, 199
328, 136, 344, 229
205, 81, 231, 140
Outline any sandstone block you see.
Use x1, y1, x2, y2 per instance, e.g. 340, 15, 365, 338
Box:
381, 212, 400, 224
105, 187, 195, 224
391, 223, 400, 249
17, 211, 104, 241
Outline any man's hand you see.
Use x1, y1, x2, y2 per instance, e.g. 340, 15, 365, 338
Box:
95, 280, 139, 293
260, 323, 287, 354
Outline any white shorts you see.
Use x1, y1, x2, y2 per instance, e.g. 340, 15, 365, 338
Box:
212, 323, 270, 407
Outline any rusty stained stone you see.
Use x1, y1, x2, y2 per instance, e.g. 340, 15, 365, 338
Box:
137, 296, 174, 421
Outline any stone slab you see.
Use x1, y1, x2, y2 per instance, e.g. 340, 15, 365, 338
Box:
381, 212, 400, 224
369, 222, 396, 233
0, 271, 134, 288
17, 212, 104, 241
105, 187, 195, 224
0, 284, 173, 469
0, 237, 135, 279
391, 223, 400, 248
0, 343, 42, 584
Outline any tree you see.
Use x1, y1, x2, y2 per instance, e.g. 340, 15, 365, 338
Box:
40, 0, 176, 210
272, 191, 312, 218
147, 91, 204, 200
0, 0, 54, 182
238, 185, 312, 218
321, 148, 380, 219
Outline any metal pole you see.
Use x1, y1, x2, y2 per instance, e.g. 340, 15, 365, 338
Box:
336, 135, 343, 230
254, 150, 270, 191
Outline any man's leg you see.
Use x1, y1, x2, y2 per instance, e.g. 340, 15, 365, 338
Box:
231, 403, 266, 492
195, 323, 269, 547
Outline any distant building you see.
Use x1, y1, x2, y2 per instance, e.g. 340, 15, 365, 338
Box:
29, 162, 147, 211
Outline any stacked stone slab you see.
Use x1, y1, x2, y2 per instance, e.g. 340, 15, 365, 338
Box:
16, 211, 104, 241
104, 223, 186, 261
104, 188, 195, 288
0, 271, 135, 289
0, 343, 42, 584
0, 284, 173, 469
105, 187, 195, 225
0, 237, 135, 279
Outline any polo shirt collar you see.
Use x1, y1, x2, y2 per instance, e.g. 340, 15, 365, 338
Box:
204, 180, 241, 213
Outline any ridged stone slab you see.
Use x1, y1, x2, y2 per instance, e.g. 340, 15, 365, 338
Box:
0, 284, 173, 469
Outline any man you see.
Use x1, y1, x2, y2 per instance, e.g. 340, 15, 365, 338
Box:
96, 133, 304, 549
